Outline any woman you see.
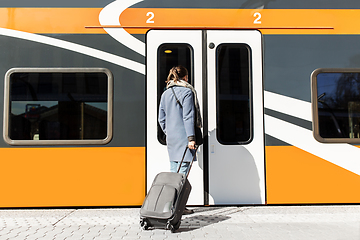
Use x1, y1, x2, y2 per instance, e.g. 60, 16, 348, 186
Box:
158, 66, 201, 215
158, 65, 202, 176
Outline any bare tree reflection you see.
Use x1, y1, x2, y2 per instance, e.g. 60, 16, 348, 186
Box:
317, 73, 360, 138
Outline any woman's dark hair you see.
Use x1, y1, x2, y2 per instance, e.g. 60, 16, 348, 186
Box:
166, 65, 188, 83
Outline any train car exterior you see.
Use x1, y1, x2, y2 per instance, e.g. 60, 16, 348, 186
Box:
1, 0, 360, 207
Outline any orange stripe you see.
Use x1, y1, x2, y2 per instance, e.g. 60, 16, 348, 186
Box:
266, 146, 360, 204
0, 8, 105, 34
119, 9, 360, 35
1, 8, 358, 35
0, 147, 145, 207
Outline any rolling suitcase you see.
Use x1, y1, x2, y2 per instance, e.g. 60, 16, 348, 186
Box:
140, 146, 198, 232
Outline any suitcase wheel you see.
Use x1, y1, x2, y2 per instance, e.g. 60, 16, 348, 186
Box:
140, 218, 149, 230
166, 220, 181, 233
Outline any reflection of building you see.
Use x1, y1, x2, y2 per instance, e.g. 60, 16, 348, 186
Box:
318, 102, 360, 139
318, 108, 347, 138
348, 102, 360, 138
10, 103, 107, 141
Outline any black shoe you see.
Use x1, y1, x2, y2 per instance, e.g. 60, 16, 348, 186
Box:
183, 207, 194, 215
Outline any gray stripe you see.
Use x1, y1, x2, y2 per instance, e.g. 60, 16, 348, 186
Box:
2, 0, 360, 9
0, 0, 113, 7
265, 108, 312, 131
44, 34, 145, 64
132, 34, 146, 43
264, 35, 360, 102
264, 107, 312, 146
0, 35, 145, 148
265, 134, 290, 147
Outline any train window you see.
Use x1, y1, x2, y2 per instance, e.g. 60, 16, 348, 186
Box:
312, 69, 360, 143
157, 44, 193, 145
4, 68, 113, 145
216, 43, 252, 144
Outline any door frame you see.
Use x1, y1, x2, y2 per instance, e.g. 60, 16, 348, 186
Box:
206, 30, 265, 204
146, 29, 265, 205
146, 30, 204, 205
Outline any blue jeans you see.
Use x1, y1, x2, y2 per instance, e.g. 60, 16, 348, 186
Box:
170, 161, 191, 176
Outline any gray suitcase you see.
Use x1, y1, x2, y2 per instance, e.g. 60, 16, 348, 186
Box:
140, 146, 197, 232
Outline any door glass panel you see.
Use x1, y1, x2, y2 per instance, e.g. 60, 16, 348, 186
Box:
216, 43, 252, 144
157, 44, 193, 144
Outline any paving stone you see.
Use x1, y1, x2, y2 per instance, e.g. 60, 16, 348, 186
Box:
2, 206, 360, 240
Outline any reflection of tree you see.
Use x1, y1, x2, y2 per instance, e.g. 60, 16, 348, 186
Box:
337, 73, 360, 103
329, 73, 360, 109
318, 73, 360, 138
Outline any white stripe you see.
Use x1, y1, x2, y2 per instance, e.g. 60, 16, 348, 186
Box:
264, 91, 312, 121
99, 0, 146, 56
265, 114, 360, 176
0, 27, 145, 75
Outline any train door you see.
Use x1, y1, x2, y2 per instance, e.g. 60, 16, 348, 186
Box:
207, 31, 265, 204
146, 30, 265, 205
146, 30, 204, 205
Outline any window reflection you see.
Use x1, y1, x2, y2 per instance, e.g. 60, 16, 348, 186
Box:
9, 72, 108, 141
316, 72, 360, 139
157, 44, 193, 145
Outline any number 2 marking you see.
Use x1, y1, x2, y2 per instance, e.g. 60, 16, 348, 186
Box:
146, 12, 155, 23
253, 12, 261, 24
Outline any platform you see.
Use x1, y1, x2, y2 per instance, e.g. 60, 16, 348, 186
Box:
1, 205, 359, 239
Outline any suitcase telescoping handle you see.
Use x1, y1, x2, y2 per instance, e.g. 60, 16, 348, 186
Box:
177, 145, 199, 178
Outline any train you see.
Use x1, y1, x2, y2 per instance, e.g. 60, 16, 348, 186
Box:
1, 0, 360, 208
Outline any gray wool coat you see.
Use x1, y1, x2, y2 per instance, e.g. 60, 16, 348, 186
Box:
158, 86, 196, 162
